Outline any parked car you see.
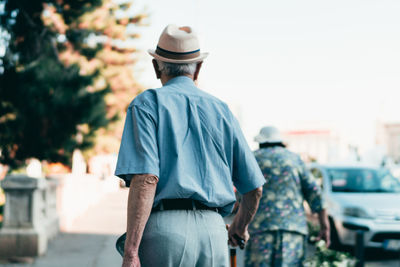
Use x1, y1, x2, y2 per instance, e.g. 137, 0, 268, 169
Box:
308, 164, 400, 250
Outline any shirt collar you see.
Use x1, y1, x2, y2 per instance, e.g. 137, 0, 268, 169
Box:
164, 76, 195, 87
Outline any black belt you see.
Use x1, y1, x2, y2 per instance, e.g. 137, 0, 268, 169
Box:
152, 199, 219, 213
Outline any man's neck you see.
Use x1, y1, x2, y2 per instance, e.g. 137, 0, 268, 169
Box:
161, 74, 194, 85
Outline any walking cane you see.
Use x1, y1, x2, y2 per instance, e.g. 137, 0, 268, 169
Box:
230, 234, 245, 267
230, 248, 237, 267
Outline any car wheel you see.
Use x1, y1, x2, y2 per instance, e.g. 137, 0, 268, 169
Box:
329, 217, 342, 250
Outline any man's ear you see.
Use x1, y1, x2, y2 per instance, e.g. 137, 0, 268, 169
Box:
193, 61, 203, 81
152, 59, 162, 79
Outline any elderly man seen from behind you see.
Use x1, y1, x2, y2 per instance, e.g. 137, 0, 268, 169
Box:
115, 25, 265, 267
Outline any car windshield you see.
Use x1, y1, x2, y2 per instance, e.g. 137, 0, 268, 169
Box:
327, 168, 400, 193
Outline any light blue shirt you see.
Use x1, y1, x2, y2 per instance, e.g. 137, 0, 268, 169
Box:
115, 76, 265, 216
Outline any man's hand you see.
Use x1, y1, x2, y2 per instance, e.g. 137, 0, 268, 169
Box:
227, 187, 262, 249
122, 254, 140, 267
227, 223, 249, 249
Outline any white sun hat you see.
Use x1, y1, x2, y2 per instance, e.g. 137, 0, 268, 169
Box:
254, 126, 283, 144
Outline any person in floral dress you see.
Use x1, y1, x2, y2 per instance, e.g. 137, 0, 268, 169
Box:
245, 126, 330, 267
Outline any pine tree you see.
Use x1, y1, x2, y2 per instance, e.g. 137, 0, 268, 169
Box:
54, 0, 147, 156
0, 0, 145, 169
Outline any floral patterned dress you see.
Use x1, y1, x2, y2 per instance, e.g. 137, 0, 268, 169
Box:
245, 147, 324, 267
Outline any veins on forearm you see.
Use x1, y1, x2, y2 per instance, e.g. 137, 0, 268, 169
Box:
236, 187, 262, 228
125, 174, 158, 255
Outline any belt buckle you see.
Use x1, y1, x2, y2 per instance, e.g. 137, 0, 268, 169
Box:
191, 200, 197, 211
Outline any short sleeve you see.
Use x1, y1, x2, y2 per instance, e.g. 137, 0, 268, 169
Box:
115, 105, 159, 187
231, 117, 265, 194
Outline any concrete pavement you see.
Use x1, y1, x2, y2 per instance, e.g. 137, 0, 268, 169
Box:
1, 187, 399, 266
0, 188, 129, 267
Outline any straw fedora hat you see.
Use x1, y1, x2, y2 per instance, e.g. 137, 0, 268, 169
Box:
148, 24, 208, 64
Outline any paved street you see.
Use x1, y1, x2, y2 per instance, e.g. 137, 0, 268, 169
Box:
1, 187, 399, 267
360, 248, 400, 267
0, 188, 129, 267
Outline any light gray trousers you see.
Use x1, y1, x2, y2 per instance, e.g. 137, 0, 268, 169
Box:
138, 209, 229, 267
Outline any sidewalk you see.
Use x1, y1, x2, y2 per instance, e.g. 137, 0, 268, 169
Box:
1, 187, 398, 267
0, 188, 129, 267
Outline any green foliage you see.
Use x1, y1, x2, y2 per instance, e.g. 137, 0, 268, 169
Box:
0, 0, 101, 64
0, 55, 109, 168
304, 241, 356, 267
305, 221, 356, 267
0, 0, 146, 169
59, 0, 102, 25
62, 0, 147, 156
0, 0, 111, 169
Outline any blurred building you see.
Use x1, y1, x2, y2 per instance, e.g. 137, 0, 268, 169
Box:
282, 127, 343, 163
376, 122, 400, 163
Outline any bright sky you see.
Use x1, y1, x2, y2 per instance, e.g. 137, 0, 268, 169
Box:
131, 0, 400, 149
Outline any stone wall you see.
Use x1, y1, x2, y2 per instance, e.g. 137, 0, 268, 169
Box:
0, 175, 59, 258
0, 173, 120, 258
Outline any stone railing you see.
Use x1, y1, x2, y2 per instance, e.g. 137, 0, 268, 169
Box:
0, 173, 120, 258
0, 175, 59, 258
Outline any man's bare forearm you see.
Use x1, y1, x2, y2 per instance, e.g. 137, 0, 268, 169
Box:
124, 174, 158, 258
234, 187, 263, 230
228, 186, 262, 247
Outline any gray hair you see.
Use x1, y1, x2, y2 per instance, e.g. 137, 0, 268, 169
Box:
156, 60, 197, 77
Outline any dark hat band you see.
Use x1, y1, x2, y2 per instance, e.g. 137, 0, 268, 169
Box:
156, 46, 200, 60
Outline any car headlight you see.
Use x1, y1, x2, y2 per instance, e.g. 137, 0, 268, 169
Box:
343, 207, 374, 219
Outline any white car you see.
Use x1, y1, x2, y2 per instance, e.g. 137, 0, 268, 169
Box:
308, 164, 400, 250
